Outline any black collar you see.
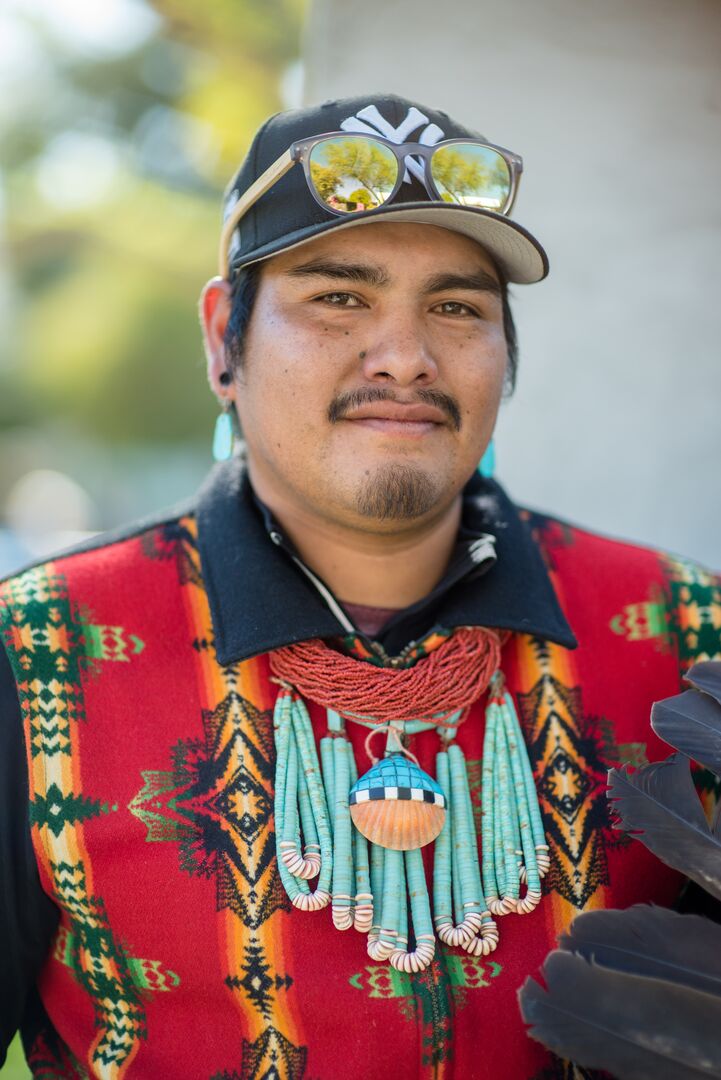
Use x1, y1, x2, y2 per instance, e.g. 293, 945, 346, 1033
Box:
196, 458, 577, 665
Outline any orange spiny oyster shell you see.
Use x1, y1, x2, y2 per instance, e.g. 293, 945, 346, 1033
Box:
350, 799, 446, 850
349, 753, 446, 851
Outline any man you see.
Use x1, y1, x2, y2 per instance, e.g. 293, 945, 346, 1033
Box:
1, 94, 719, 1079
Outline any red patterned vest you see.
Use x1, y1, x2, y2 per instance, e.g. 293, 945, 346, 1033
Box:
1, 509, 719, 1080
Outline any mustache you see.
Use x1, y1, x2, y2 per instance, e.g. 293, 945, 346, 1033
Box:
328, 387, 462, 432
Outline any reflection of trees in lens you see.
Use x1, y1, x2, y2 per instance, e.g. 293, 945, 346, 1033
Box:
310, 161, 340, 201
349, 188, 374, 207
310, 139, 397, 207
431, 147, 509, 208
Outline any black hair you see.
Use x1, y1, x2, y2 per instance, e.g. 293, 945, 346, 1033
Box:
501, 287, 518, 394
224, 261, 519, 393
224, 263, 262, 377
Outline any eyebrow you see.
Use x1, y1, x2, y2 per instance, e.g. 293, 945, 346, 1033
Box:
284, 258, 502, 297
285, 258, 391, 287
422, 270, 502, 298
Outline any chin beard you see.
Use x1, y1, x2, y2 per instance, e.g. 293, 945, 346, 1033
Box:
355, 463, 440, 521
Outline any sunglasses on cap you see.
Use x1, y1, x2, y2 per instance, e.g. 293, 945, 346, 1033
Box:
218, 132, 523, 279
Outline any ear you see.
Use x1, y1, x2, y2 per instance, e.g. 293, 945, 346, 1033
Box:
199, 277, 234, 396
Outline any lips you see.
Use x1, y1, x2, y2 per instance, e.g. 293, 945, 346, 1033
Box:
342, 402, 447, 424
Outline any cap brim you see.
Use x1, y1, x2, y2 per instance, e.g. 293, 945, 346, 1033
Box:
233, 201, 548, 285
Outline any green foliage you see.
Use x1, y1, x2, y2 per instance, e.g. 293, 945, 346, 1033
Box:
309, 161, 340, 201
311, 138, 397, 206
431, 146, 509, 207
0, 0, 307, 445
349, 188, 374, 207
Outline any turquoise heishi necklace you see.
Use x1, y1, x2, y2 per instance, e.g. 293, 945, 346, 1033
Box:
271, 666, 549, 972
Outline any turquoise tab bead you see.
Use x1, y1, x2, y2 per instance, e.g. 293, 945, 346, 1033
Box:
478, 437, 495, 478
212, 410, 234, 461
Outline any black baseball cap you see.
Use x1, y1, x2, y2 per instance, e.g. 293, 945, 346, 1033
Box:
220, 94, 548, 285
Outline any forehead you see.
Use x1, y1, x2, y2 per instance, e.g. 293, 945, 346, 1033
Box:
263, 221, 501, 282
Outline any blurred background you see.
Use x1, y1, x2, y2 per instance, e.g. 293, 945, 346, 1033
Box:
0, 0, 719, 578
0, 0, 305, 581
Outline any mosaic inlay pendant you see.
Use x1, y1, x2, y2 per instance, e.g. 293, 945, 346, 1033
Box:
349, 752, 446, 850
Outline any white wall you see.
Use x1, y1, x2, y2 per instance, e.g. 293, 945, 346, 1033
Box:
303, 0, 721, 565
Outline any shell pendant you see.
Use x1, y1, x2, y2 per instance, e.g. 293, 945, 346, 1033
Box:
349, 752, 446, 850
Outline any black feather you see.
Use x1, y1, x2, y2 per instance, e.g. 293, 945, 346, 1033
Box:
651, 688, 721, 776
607, 753, 721, 901
686, 661, 721, 708
520, 951, 721, 1079
559, 904, 721, 996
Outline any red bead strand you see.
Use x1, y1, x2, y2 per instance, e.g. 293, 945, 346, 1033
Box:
270, 627, 502, 724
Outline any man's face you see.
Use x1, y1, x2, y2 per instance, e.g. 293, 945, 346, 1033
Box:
221, 222, 507, 531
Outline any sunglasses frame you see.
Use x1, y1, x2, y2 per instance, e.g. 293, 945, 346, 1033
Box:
219, 131, 523, 279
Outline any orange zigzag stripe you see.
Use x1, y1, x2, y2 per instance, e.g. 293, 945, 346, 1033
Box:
179, 517, 304, 1056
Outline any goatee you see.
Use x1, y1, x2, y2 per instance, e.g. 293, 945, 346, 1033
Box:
355, 463, 439, 520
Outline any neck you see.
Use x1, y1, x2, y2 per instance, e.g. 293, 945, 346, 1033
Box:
249, 467, 463, 610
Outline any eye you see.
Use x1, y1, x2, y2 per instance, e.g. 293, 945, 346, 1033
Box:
433, 300, 479, 317
316, 291, 364, 307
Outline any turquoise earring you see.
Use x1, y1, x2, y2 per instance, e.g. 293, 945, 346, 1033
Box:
212, 371, 239, 462
212, 402, 235, 461
478, 438, 495, 479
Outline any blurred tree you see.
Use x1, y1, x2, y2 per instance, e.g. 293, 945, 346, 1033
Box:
0, 0, 307, 446
309, 161, 340, 202
431, 146, 509, 208
349, 188, 374, 207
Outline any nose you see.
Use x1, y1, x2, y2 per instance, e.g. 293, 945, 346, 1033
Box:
359, 311, 439, 386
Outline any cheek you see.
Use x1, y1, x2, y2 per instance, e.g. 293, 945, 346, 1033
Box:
236, 324, 337, 450
454, 332, 508, 409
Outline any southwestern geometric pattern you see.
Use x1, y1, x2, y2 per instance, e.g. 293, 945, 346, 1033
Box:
362, 952, 467, 1071
140, 518, 204, 589
662, 553, 721, 668
609, 581, 672, 650
0, 562, 157, 1076
137, 519, 309, 1078
51, 858, 148, 1069
607, 551, 721, 815
210, 1027, 307, 1080
129, 689, 287, 930
349, 952, 502, 1000
225, 941, 293, 1020
609, 557, 721, 667
53, 925, 181, 994
30, 782, 115, 837
514, 637, 620, 910
350, 950, 504, 1070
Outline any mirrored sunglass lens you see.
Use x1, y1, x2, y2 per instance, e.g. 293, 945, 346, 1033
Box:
430, 143, 511, 211
308, 136, 398, 213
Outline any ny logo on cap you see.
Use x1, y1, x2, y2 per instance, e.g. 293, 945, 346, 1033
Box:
340, 104, 444, 192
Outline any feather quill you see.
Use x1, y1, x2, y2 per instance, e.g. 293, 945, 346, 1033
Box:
685, 661, 721, 708
520, 951, 721, 1080
607, 753, 721, 900
651, 688, 721, 776
559, 904, 721, 996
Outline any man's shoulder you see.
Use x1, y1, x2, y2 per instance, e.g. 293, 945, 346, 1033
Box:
0, 497, 198, 595
520, 504, 721, 663
520, 503, 718, 582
